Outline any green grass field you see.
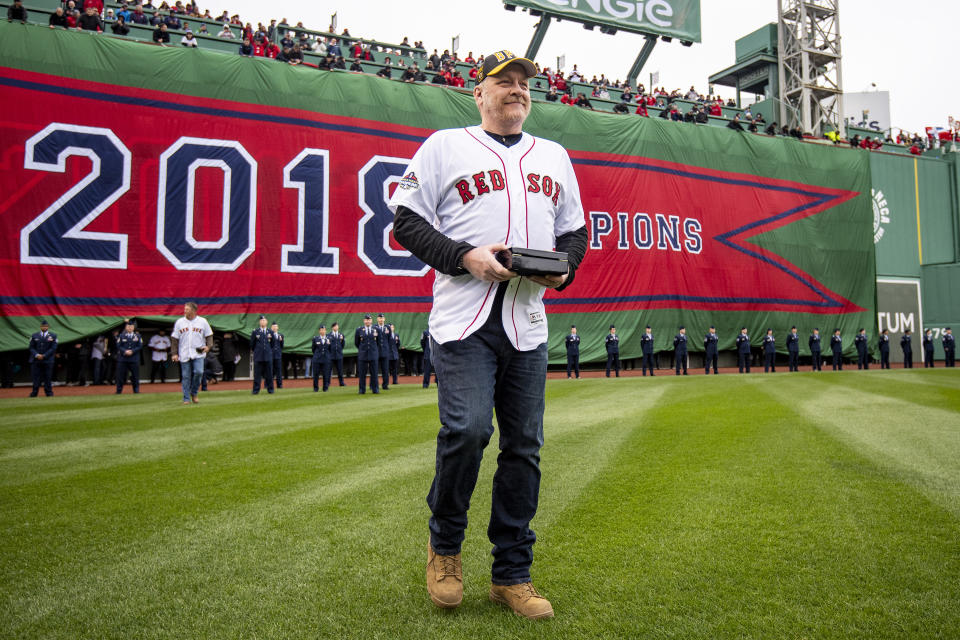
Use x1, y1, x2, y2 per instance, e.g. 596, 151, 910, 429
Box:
2, 370, 959, 639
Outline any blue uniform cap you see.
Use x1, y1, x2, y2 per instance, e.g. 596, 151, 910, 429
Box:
709, 325, 715, 329
678, 325, 684, 330
318, 324, 325, 330
791, 325, 796, 329
364, 314, 372, 319
258, 314, 267, 320
39, 319, 49, 326
570, 324, 576, 328
125, 319, 136, 327
609, 324, 615, 329
377, 313, 384, 318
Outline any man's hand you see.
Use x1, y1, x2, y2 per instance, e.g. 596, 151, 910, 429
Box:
201, 346, 210, 354
124, 350, 133, 356
35, 354, 44, 360
527, 273, 568, 289
172, 354, 180, 362
462, 244, 517, 282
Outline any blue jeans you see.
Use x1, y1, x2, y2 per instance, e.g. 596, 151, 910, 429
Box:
427, 321, 547, 586
179, 358, 204, 401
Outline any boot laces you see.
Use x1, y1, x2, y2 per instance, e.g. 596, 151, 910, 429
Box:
438, 554, 461, 580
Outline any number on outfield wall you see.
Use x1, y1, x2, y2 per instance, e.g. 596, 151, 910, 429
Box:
157, 137, 257, 271
357, 156, 429, 277
20, 123, 132, 269
280, 149, 340, 273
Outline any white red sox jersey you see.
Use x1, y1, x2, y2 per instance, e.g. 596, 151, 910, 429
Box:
172, 315, 212, 361
388, 125, 584, 350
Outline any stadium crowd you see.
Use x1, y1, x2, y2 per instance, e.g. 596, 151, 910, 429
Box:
9, 0, 956, 150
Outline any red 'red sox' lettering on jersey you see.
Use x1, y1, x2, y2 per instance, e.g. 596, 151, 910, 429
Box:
455, 169, 562, 206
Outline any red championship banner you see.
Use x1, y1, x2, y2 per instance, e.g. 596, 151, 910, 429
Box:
1, 67, 863, 321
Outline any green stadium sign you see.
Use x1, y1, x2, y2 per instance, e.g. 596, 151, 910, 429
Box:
507, 0, 701, 42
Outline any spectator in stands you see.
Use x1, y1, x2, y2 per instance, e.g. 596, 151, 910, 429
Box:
620, 87, 634, 103
695, 106, 708, 124
116, 4, 131, 22
111, 15, 129, 34
450, 70, 465, 87
276, 45, 292, 62
613, 102, 629, 114
568, 65, 582, 81
264, 41, 279, 58
287, 44, 303, 64
328, 38, 342, 57
683, 108, 695, 123
217, 10, 228, 21
149, 11, 162, 25
440, 49, 451, 64
84, 0, 103, 15
377, 57, 393, 79
280, 31, 294, 48
239, 37, 254, 56
7, 0, 27, 23
635, 101, 648, 117
574, 93, 594, 110
333, 55, 347, 70
218, 24, 234, 38
545, 86, 558, 102
181, 29, 198, 47
747, 118, 759, 133
464, 51, 476, 63
318, 54, 332, 70
708, 101, 722, 117
765, 121, 777, 136
297, 32, 311, 51
670, 105, 683, 122
77, 6, 102, 30
598, 74, 609, 87
153, 21, 169, 43
66, 8, 79, 27
727, 113, 745, 132
401, 64, 417, 82
589, 75, 599, 86
197, 23, 207, 35
130, 4, 148, 24
909, 142, 923, 155
349, 58, 363, 72
104, 8, 115, 22
164, 11, 181, 30
49, 7, 69, 28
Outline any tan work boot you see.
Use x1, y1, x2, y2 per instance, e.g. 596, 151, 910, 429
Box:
489, 582, 554, 619
426, 542, 462, 609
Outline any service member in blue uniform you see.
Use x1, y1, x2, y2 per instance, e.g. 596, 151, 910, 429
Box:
900, 329, 913, 368
809, 328, 822, 371
311, 324, 333, 392
374, 313, 392, 389
923, 329, 936, 367
355, 314, 381, 394
855, 328, 869, 369
943, 327, 955, 367
736, 327, 751, 373
565, 325, 580, 379
115, 319, 143, 394
270, 322, 285, 388
830, 329, 843, 370
704, 326, 719, 375
28, 319, 57, 397
878, 329, 891, 369
329, 322, 346, 386
421, 329, 437, 388
763, 328, 776, 373
673, 326, 688, 375
605, 325, 620, 377
786, 326, 800, 372
641, 325, 655, 376
250, 315, 275, 394
388, 323, 401, 385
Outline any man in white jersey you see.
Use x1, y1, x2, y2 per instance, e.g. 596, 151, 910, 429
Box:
391, 50, 588, 620
170, 301, 213, 405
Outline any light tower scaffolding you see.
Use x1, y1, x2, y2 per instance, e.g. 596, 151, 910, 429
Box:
777, 0, 844, 136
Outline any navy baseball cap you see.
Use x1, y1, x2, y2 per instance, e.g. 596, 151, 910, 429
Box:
609, 324, 615, 329
258, 314, 267, 320
39, 319, 48, 326
645, 325, 651, 329
364, 314, 371, 319
377, 313, 384, 318
477, 50, 538, 83
318, 324, 325, 329
679, 325, 685, 330
791, 325, 796, 329
709, 325, 715, 329
570, 324, 576, 328
125, 319, 136, 327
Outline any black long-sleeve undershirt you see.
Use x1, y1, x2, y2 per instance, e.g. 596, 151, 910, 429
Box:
392, 206, 587, 292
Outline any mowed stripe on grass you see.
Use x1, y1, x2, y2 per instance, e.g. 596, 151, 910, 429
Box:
1, 371, 958, 639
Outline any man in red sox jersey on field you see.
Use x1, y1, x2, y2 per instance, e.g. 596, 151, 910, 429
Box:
391, 50, 588, 619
